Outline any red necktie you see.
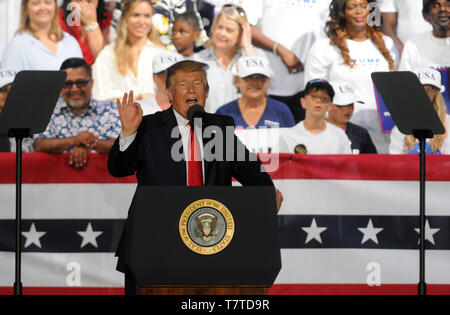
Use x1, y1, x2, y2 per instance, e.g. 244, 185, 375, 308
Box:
188, 122, 203, 186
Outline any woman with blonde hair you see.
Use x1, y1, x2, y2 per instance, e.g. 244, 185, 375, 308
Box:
304, 0, 399, 153
198, 4, 257, 113
1, 0, 83, 71
390, 68, 450, 154
92, 0, 165, 101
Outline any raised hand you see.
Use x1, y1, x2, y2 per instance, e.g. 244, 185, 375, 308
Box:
79, 0, 98, 26
240, 22, 252, 48
117, 90, 143, 138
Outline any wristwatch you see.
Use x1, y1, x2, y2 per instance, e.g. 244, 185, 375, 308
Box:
84, 22, 99, 32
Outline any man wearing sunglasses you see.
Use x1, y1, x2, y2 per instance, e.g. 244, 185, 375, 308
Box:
34, 57, 122, 168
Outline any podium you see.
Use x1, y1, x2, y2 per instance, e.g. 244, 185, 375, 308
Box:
119, 186, 281, 295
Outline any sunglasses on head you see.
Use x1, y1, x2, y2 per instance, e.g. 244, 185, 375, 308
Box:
222, 4, 246, 17
63, 79, 91, 89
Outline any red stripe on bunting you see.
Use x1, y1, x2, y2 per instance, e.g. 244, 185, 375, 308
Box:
269, 284, 450, 295
2, 153, 450, 184
0, 153, 136, 184
0, 284, 449, 295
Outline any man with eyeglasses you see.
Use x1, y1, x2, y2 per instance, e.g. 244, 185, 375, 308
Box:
279, 79, 352, 154
34, 57, 122, 167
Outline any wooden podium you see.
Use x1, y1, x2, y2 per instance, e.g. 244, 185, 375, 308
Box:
139, 285, 270, 295
119, 186, 281, 295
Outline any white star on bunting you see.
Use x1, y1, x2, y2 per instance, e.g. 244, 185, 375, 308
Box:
302, 218, 327, 244
415, 220, 440, 245
358, 219, 384, 245
22, 223, 47, 248
77, 223, 103, 248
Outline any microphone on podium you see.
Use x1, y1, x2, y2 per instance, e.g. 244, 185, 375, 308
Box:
187, 104, 208, 125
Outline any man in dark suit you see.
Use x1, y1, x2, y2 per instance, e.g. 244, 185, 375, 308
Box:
108, 60, 283, 294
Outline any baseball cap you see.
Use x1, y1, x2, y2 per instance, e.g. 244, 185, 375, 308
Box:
415, 67, 445, 93
0, 69, 17, 89
233, 56, 273, 78
152, 52, 182, 74
331, 81, 364, 106
301, 79, 335, 101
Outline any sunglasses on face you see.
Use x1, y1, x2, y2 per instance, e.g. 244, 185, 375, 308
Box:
222, 4, 246, 17
63, 79, 91, 89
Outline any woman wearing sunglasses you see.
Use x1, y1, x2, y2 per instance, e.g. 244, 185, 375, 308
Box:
198, 4, 257, 113
1, 0, 83, 71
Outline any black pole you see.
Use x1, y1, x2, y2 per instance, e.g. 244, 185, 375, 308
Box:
14, 136, 23, 295
418, 137, 427, 296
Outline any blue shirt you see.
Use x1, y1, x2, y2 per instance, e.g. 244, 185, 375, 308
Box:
216, 98, 295, 129
36, 98, 122, 152
407, 142, 442, 155
1, 31, 83, 71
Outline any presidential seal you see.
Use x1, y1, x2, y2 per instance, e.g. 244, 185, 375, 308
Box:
179, 199, 234, 255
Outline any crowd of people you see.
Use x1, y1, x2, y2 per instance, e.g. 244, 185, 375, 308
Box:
0, 0, 449, 162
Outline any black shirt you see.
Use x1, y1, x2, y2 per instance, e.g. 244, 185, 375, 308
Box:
346, 122, 377, 154
0, 134, 10, 152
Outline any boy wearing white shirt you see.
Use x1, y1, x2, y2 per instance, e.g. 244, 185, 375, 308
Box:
280, 79, 352, 154
327, 81, 377, 154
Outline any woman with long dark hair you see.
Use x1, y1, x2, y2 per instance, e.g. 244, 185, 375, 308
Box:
60, 0, 112, 65
304, 0, 398, 153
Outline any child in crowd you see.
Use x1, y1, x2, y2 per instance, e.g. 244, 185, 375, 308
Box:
279, 79, 352, 154
153, 0, 209, 49
327, 81, 377, 154
171, 11, 201, 58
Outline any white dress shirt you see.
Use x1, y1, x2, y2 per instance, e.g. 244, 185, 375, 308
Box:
119, 108, 205, 183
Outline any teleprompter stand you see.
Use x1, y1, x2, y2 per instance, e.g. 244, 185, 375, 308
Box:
0, 71, 66, 295
372, 72, 445, 295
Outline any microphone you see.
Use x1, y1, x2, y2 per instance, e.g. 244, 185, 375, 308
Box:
187, 104, 207, 124
294, 144, 307, 154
